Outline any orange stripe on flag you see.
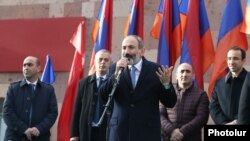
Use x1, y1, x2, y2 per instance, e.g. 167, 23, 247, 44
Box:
180, 13, 187, 40
92, 20, 100, 42
241, 6, 250, 34
200, 29, 215, 73
124, 15, 131, 37
150, 13, 163, 39
88, 51, 96, 75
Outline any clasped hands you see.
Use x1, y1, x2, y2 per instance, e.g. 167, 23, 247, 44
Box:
170, 128, 184, 141
24, 127, 40, 140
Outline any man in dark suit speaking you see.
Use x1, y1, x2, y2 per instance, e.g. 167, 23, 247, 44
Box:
99, 35, 177, 141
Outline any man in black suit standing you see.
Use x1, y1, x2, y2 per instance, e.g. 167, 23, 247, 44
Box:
238, 72, 250, 125
99, 35, 177, 141
3, 56, 58, 141
209, 47, 247, 125
70, 49, 112, 141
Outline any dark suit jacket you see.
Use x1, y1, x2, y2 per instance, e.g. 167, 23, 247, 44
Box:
99, 57, 177, 141
70, 74, 108, 141
3, 79, 58, 141
238, 72, 250, 125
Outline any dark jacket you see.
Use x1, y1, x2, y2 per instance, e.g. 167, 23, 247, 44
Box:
238, 72, 250, 125
99, 57, 177, 141
3, 79, 58, 141
160, 83, 209, 141
209, 69, 247, 124
70, 74, 108, 141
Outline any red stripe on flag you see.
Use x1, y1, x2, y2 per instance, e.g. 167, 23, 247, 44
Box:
185, 0, 204, 89
164, 0, 181, 67
136, 0, 144, 39
171, 24, 182, 66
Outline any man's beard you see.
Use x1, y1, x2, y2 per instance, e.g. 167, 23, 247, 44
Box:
125, 54, 138, 65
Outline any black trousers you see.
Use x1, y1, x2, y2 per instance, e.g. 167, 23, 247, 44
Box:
91, 127, 102, 141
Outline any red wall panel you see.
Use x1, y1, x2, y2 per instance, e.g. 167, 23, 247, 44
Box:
0, 17, 84, 72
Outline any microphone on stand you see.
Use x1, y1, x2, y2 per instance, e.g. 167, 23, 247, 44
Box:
97, 56, 132, 126
116, 67, 124, 81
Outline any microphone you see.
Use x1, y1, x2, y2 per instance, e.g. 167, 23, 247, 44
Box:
115, 57, 130, 81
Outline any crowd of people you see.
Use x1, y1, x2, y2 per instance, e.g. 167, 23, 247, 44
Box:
2, 35, 250, 141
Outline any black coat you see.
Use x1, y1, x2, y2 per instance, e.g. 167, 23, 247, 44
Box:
99, 58, 177, 141
209, 69, 247, 124
70, 74, 108, 141
3, 79, 58, 141
238, 72, 250, 125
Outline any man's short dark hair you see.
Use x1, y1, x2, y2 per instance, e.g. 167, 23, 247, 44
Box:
228, 46, 246, 60
130, 35, 144, 48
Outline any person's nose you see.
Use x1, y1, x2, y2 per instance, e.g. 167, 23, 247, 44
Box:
228, 59, 234, 65
100, 59, 105, 63
182, 73, 187, 77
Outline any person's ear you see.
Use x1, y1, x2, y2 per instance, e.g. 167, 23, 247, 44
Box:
140, 48, 145, 56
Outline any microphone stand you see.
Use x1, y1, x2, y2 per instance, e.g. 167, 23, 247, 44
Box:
97, 69, 122, 126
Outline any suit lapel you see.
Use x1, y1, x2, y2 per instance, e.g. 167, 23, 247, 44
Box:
135, 58, 148, 89
88, 74, 97, 105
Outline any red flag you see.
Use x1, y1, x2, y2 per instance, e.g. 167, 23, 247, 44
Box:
124, 0, 144, 39
57, 21, 85, 141
208, 0, 248, 97
89, 0, 113, 75
241, 0, 250, 34
180, 0, 215, 90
